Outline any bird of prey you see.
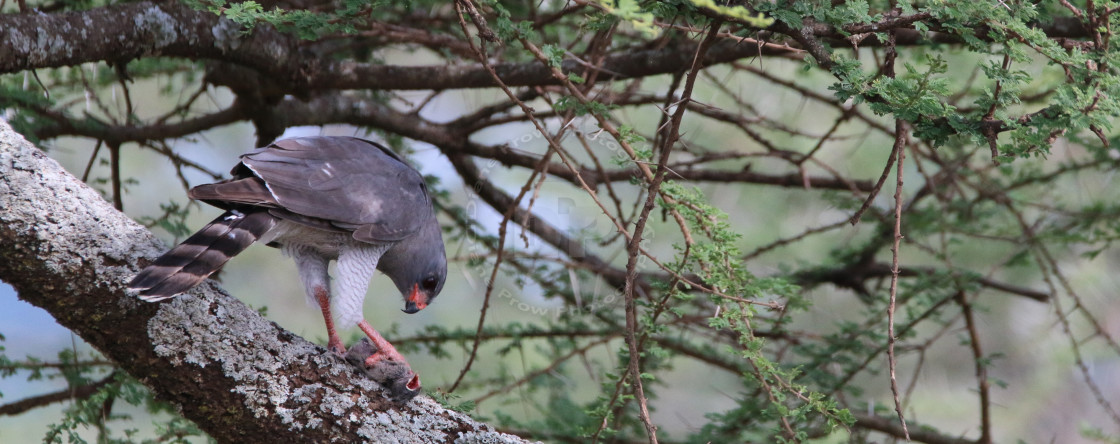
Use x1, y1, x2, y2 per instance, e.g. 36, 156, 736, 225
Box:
128, 136, 446, 393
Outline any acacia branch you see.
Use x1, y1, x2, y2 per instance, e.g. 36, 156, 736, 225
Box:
1, 2, 1091, 92
273, 93, 877, 192
0, 1, 792, 90
792, 261, 1050, 302
852, 413, 973, 444
0, 373, 117, 416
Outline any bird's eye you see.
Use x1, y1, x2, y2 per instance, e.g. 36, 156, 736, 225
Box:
422, 276, 439, 291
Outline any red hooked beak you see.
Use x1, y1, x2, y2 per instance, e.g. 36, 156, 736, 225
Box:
402, 283, 428, 314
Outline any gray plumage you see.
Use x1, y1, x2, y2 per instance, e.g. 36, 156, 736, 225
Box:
129, 137, 446, 375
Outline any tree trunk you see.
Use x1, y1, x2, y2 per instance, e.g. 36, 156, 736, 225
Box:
0, 120, 531, 444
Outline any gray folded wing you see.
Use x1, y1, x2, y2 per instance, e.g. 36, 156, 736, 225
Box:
191, 136, 433, 243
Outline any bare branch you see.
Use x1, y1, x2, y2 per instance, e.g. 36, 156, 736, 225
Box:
0, 373, 117, 417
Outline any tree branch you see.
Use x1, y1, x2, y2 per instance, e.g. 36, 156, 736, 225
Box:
0, 1, 793, 90
270, 93, 876, 191
852, 413, 974, 444
0, 373, 117, 416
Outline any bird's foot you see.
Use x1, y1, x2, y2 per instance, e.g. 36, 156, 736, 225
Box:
345, 337, 421, 403
356, 319, 410, 364
327, 336, 347, 355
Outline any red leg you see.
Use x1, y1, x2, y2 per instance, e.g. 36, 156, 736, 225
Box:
314, 286, 346, 354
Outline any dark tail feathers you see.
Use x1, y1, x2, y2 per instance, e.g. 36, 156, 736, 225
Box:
129, 210, 276, 301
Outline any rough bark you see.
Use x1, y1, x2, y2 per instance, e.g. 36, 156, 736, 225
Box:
0, 1, 793, 91
0, 1, 1090, 92
0, 119, 532, 443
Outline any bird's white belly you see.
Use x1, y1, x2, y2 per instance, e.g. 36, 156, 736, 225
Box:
260, 219, 394, 327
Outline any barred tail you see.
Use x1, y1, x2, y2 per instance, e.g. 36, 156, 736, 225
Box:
129, 210, 277, 301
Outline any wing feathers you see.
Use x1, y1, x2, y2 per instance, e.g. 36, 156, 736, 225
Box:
237, 137, 433, 242
189, 177, 278, 208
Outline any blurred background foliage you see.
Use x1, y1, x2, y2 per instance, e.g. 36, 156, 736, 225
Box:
2, 0, 1120, 442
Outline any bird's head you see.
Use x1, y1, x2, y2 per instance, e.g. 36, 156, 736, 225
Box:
400, 265, 445, 314
377, 219, 447, 314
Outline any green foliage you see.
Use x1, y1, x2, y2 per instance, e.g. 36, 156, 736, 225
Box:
43, 371, 209, 444
541, 44, 565, 68
554, 95, 616, 116
1083, 425, 1120, 444
686, 0, 773, 28
136, 201, 193, 239
0, 336, 207, 443
430, 391, 476, 413
594, 0, 661, 37
184, 0, 388, 39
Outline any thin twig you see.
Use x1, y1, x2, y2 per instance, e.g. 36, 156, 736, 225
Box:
886, 119, 910, 441
447, 0, 592, 393
0, 372, 118, 416
108, 141, 124, 211
445, 2, 510, 392
956, 291, 992, 444
1003, 203, 1120, 427
849, 141, 899, 225
81, 139, 104, 182
472, 336, 614, 404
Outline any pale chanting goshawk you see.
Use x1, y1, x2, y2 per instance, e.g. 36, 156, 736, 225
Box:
128, 136, 447, 393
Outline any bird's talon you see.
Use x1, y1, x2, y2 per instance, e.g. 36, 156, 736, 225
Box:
327, 339, 347, 355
